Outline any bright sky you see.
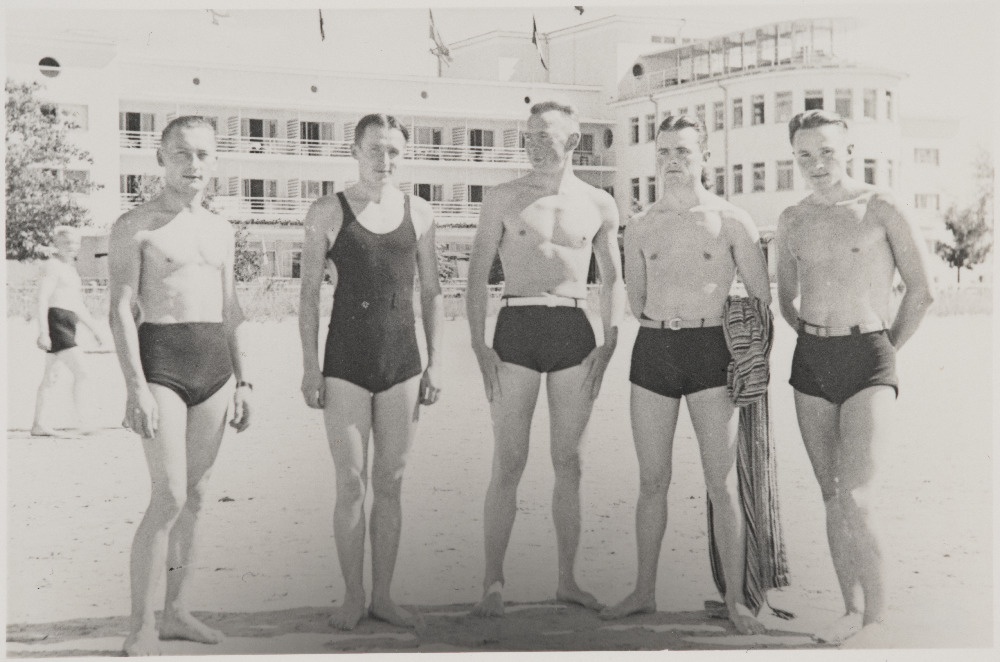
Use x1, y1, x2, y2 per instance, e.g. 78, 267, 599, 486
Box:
7, 0, 998, 175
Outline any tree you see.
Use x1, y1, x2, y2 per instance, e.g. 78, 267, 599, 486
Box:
5, 79, 101, 259
934, 152, 994, 283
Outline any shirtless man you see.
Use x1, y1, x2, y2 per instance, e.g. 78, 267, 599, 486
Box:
601, 115, 770, 634
299, 113, 443, 630
466, 101, 625, 616
32, 226, 107, 436
108, 115, 252, 656
775, 110, 933, 644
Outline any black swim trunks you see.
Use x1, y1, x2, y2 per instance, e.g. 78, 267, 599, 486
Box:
323, 192, 422, 393
789, 330, 898, 405
630, 326, 731, 399
138, 322, 234, 407
47, 307, 78, 353
493, 306, 596, 373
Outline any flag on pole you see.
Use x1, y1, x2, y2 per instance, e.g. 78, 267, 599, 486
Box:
574, 6, 585, 14
532, 16, 548, 71
429, 10, 452, 66
318, 9, 326, 41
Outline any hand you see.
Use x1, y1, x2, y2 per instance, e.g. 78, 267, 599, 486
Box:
418, 365, 441, 406
301, 367, 326, 409
229, 384, 251, 432
37, 333, 51, 351
581, 344, 615, 400
124, 386, 158, 439
472, 344, 504, 402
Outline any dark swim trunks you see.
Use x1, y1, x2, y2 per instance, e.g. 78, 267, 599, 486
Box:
323, 192, 422, 393
47, 307, 78, 353
493, 306, 596, 373
790, 330, 898, 404
138, 323, 234, 407
630, 326, 731, 399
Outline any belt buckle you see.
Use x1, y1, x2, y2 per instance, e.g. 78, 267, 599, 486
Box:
545, 296, 558, 308
667, 317, 683, 331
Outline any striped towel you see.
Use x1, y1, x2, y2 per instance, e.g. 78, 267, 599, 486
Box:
706, 296, 792, 619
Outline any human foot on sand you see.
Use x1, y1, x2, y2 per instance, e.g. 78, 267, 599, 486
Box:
813, 611, 864, 644
728, 601, 766, 635
159, 610, 225, 644
328, 596, 367, 630
122, 627, 161, 656
30, 426, 73, 438
556, 581, 603, 611
471, 582, 504, 617
370, 599, 421, 628
599, 590, 656, 620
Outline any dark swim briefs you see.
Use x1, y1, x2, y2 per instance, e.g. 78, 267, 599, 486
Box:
493, 306, 596, 373
630, 325, 732, 399
138, 322, 234, 407
47, 307, 79, 353
790, 330, 898, 405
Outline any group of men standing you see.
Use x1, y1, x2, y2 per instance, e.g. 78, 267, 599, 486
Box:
36, 98, 933, 655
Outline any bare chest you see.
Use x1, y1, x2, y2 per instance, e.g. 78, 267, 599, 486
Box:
506, 195, 602, 251
790, 208, 887, 266
140, 223, 228, 275
642, 211, 729, 266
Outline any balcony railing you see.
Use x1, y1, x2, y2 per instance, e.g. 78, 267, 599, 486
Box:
119, 131, 611, 167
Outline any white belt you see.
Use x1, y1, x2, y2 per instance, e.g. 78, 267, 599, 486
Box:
638, 316, 724, 330
797, 319, 888, 337
501, 295, 587, 309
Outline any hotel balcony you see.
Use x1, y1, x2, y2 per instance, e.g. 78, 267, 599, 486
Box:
119, 131, 613, 167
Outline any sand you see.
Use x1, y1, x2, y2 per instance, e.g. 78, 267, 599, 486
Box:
4, 313, 994, 657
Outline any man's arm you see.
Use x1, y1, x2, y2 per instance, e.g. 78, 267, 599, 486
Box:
220, 221, 250, 431
728, 209, 772, 304
774, 208, 800, 330
465, 186, 506, 401
591, 190, 626, 349
35, 262, 56, 350
298, 196, 336, 409
412, 197, 445, 405
622, 218, 646, 319
876, 194, 935, 349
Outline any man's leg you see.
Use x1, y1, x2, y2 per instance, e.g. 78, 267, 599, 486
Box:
31, 353, 67, 436
601, 384, 680, 618
471, 363, 540, 617
368, 375, 422, 627
123, 385, 189, 656
687, 386, 765, 635
59, 347, 98, 433
323, 377, 374, 630
159, 381, 230, 644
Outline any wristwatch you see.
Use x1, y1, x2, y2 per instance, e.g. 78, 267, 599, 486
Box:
236, 380, 254, 391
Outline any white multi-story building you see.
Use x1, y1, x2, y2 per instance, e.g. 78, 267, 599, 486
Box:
6, 15, 957, 280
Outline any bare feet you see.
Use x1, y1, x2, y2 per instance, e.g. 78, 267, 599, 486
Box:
328, 596, 367, 631
159, 611, 225, 644
727, 601, 766, 635
122, 627, 161, 656
370, 599, 421, 628
556, 580, 603, 611
470, 582, 505, 617
30, 426, 73, 438
599, 590, 656, 620
841, 620, 888, 647
814, 611, 864, 644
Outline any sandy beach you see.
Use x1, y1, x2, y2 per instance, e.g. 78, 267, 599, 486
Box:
4, 312, 994, 657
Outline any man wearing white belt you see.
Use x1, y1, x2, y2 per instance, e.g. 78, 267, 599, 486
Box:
775, 110, 933, 644
465, 101, 625, 616
601, 115, 770, 635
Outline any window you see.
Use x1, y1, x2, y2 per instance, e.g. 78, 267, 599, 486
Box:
715, 167, 725, 195
732, 165, 743, 194
835, 89, 853, 119
39, 56, 60, 78
914, 148, 939, 165
631, 177, 641, 204
713, 102, 724, 130
864, 159, 876, 185
40, 104, 58, 120
630, 117, 639, 144
468, 129, 494, 161
414, 183, 443, 202
775, 91, 793, 123
863, 89, 877, 119
578, 133, 594, 153
647, 176, 656, 204
914, 194, 940, 210
604, 128, 614, 148
301, 180, 335, 199
776, 160, 794, 190
120, 111, 156, 147
885, 91, 893, 120
677, 106, 688, 117
414, 126, 442, 145
242, 118, 278, 153
646, 114, 656, 142
121, 174, 142, 195
804, 90, 823, 111
467, 185, 484, 203
696, 104, 706, 130
244, 179, 277, 211
752, 162, 765, 192
752, 95, 765, 125
732, 98, 743, 128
